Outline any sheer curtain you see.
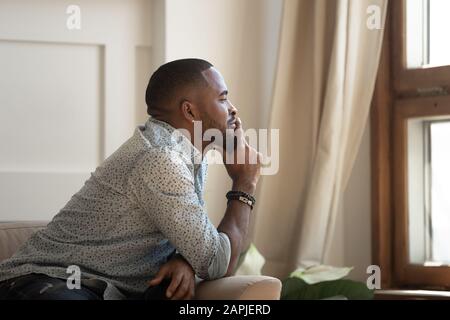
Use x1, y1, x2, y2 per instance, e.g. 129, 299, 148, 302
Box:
253, 0, 388, 277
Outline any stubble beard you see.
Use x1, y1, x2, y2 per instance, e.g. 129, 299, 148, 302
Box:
200, 113, 231, 152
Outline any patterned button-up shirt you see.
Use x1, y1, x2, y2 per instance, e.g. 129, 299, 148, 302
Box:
0, 117, 231, 296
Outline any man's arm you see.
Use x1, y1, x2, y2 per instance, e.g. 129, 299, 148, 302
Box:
217, 119, 262, 277
217, 181, 255, 276
130, 149, 230, 280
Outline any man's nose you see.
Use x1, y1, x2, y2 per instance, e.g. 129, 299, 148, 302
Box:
229, 102, 238, 116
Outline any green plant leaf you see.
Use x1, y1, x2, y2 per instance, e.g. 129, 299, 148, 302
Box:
281, 277, 309, 300
290, 265, 353, 284
234, 243, 266, 276
281, 277, 374, 300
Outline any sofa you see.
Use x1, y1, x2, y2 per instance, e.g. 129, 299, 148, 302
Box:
0, 221, 281, 300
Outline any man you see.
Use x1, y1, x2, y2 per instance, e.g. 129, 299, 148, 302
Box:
0, 59, 261, 300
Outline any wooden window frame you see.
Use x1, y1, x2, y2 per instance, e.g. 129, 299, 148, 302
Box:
392, 0, 450, 93
393, 96, 450, 289
372, 0, 450, 291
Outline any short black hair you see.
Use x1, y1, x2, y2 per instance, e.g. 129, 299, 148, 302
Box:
145, 58, 214, 115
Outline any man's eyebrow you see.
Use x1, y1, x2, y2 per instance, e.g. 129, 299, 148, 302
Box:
219, 90, 228, 96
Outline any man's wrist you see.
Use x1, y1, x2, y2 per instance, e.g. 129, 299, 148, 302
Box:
231, 180, 256, 195
226, 191, 256, 210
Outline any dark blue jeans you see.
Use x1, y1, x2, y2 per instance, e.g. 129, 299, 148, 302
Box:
0, 273, 170, 300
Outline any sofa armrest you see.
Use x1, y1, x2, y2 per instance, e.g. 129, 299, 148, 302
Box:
194, 275, 282, 300
0, 221, 48, 262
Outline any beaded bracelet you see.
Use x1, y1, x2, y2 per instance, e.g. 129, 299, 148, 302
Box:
226, 191, 256, 210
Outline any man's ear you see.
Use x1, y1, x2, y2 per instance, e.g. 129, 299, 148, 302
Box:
180, 100, 198, 123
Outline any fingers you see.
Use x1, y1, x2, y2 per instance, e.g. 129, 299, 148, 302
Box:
257, 151, 263, 165
234, 125, 245, 150
148, 266, 167, 287
173, 276, 195, 300
166, 273, 183, 299
234, 117, 242, 130
171, 276, 191, 300
189, 278, 196, 299
148, 277, 162, 287
233, 117, 244, 146
180, 278, 195, 300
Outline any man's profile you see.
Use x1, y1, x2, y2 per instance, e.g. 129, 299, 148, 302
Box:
0, 59, 261, 300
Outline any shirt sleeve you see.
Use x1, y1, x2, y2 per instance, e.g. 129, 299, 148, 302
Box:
129, 148, 230, 280
209, 232, 231, 278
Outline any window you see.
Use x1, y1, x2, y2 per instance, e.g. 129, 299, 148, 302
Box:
406, 0, 450, 68
428, 121, 450, 263
408, 118, 450, 266
372, 0, 450, 291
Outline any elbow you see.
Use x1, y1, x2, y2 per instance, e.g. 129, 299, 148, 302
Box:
225, 231, 245, 276
222, 267, 235, 278
194, 260, 227, 281
198, 233, 232, 280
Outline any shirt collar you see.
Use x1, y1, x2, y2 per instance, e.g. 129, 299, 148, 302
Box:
144, 117, 203, 167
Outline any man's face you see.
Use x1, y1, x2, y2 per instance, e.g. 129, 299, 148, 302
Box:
196, 67, 238, 136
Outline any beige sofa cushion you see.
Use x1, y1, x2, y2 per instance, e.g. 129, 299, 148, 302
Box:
0, 221, 48, 262
195, 275, 282, 300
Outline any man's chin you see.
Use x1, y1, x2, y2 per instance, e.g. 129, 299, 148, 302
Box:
201, 123, 236, 150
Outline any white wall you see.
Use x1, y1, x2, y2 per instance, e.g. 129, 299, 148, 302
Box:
0, 0, 152, 221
